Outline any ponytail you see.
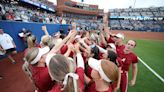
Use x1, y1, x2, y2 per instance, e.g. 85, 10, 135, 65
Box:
27, 35, 36, 48
62, 73, 79, 92
63, 77, 76, 92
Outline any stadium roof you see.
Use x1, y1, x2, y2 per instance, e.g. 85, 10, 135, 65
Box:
48, 0, 164, 12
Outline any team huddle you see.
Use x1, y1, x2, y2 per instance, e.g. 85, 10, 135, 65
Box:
0, 15, 138, 92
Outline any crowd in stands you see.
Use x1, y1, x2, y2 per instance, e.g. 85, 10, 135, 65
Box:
62, 13, 102, 30
0, 1, 102, 31
1, 0, 164, 32
0, 2, 59, 23
109, 7, 164, 32
109, 20, 121, 29
63, 16, 102, 30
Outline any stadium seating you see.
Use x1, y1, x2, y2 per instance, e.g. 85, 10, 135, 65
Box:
0, 2, 58, 23
109, 7, 164, 32
1, 1, 163, 32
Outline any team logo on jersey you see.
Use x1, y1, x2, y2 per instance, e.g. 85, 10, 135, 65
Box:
122, 58, 126, 62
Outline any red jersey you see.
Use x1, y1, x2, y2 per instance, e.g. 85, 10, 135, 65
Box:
86, 81, 112, 92
31, 66, 55, 92
6, 14, 14, 20
60, 44, 74, 57
117, 47, 138, 71
116, 57, 123, 68
116, 45, 125, 54
99, 42, 106, 49
107, 37, 115, 44
99, 53, 104, 60
85, 66, 93, 79
49, 67, 84, 92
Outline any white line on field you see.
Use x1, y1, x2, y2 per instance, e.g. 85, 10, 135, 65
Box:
138, 57, 164, 83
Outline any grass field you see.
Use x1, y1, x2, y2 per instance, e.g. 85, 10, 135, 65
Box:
126, 39, 164, 92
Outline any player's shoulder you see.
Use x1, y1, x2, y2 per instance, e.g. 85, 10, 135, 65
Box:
131, 52, 137, 56
3, 33, 10, 36
127, 52, 137, 58
129, 52, 138, 60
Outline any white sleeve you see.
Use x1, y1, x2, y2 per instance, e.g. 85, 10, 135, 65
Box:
76, 53, 84, 69
7, 34, 13, 41
97, 45, 107, 54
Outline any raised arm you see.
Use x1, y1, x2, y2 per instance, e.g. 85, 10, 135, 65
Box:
99, 32, 107, 46
64, 43, 74, 57
42, 25, 49, 36
49, 30, 77, 54
103, 14, 111, 40
74, 43, 84, 69
79, 37, 91, 52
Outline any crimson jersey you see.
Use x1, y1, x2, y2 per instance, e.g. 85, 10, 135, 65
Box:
31, 66, 55, 92
49, 67, 84, 92
82, 52, 93, 79
116, 45, 125, 54
86, 81, 112, 92
99, 42, 106, 49
107, 37, 115, 44
60, 44, 74, 58
117, 47, 138, 71
116, 57, 123, 68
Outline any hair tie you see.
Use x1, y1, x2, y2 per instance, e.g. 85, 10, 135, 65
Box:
62, 73, 79, 92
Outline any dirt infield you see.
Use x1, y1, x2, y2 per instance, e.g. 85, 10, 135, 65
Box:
111, 30, 164, 40
0, 52, 34, 92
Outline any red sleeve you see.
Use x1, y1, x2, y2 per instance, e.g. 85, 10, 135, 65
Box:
86, 66, 93, 79
99, 42, 106, 48
132, 54, 138, 63
107, 37, 115, 43
69, 51, 74, 58
76, 67, 84, 91
99, 52, 104, 60
60, 44, 68, 54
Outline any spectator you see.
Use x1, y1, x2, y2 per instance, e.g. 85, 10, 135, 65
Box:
30, 13, 39, 22
0, 4, 6, 20
20, 11, 29, 22
6, 9, 15, 20
14, 10, 22, 21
